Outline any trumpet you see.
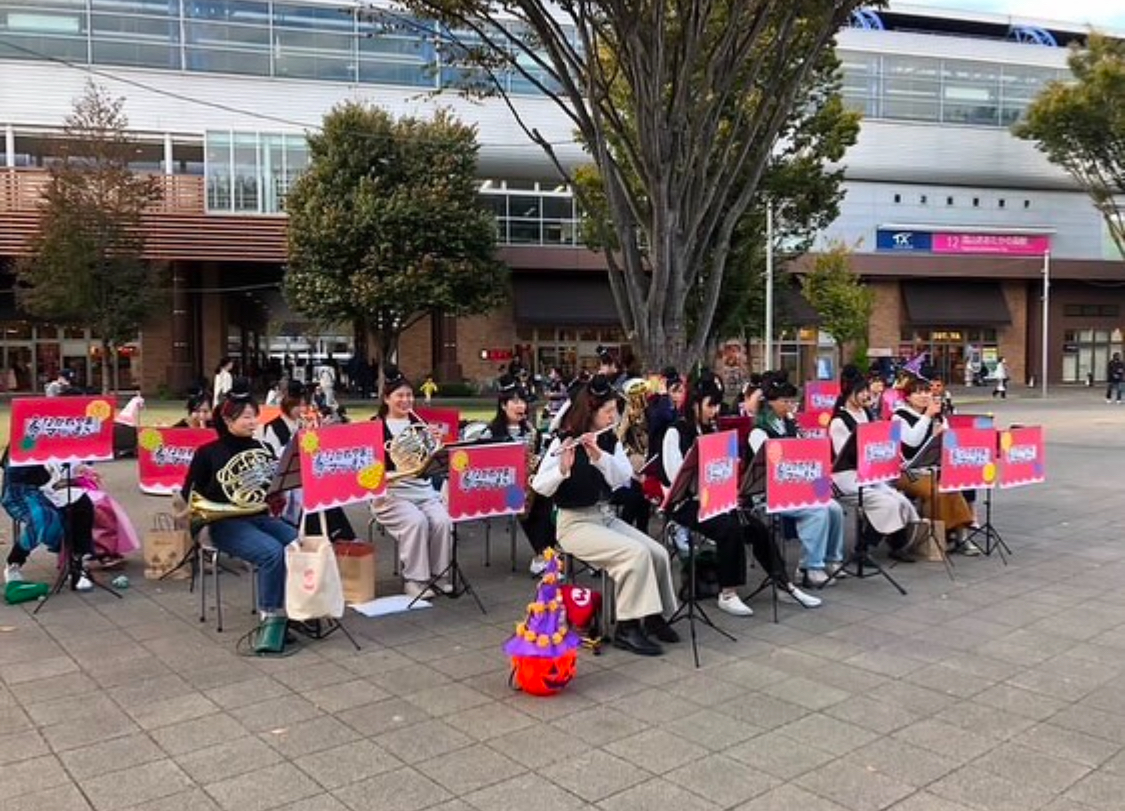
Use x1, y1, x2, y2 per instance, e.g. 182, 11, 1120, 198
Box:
550, 423, 617, 456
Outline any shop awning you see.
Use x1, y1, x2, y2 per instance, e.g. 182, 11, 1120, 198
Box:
513, 276, 621, 325
778, 285, 822, 326
902, 282, 1011, 326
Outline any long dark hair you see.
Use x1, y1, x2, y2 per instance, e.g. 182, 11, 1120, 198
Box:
684, 381, 723, 436
834, 365, 869, 414
486, 375, 529, 438
560, 374, 619, 436
375, 367, 412, 419
214, 356, 232, 374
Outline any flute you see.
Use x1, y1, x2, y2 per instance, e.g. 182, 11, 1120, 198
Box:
550, 424, 616, 456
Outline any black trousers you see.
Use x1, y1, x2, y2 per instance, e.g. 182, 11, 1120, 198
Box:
6, 494, 95, 566
610, 480, 651, 533
673, 501, 788, 589
303, 507, 356, 541
518, 495, 556, 554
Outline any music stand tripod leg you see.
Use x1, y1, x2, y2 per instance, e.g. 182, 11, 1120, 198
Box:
34, 464, 121, 615
825, 487, 907, 596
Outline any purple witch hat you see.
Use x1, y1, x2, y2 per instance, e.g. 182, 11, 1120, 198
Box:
503, 549, 581, 659
901, 351, 930, 380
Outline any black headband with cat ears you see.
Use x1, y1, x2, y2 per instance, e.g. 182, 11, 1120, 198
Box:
588, 374, 613, 399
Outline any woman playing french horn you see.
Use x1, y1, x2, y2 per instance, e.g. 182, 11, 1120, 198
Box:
182, 381, 295, 632
479, 375, 556, 576
370, 367, 453, 600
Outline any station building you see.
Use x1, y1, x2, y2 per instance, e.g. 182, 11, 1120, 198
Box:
0, 1, 1121, 392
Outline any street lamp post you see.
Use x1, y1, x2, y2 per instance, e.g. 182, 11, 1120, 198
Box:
764, 201, 774, 371
1041, 250, 1050, 398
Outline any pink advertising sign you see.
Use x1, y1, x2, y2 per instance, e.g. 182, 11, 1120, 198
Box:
938, 428, 997, 492
933, 233, 1050, 256
9, 397, 116, 466
804, 381, 840, 414
880, 388, 904, 421
297, 421, 386, 511
855, 421, 902, 486
795, 411, 829, 439
413, 407, 460, 445
447, 443, 528, 521
998, 426, 1045, 489
765, 437, 833, 513
697, 430, 740, 521
137, 427, 213, 495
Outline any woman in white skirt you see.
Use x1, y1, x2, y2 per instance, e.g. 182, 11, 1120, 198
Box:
829, 368, 925, 561
532, 375, 678, 657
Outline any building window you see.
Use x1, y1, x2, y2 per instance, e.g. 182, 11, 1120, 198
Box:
1064, 304, 1120, 318
1063, 329, 1122, 383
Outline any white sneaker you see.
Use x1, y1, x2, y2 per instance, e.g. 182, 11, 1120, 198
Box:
826, 562, 849, 580
803, 568, 831, 589
4, 564, 24, 584
404, 581, 436, 601
74, 575, 93, 592
716, 592, 754, 617
785, 585, 823, 609
529, 555, 548, 576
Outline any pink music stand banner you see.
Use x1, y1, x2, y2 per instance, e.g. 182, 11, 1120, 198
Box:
880, 389, 904, 421
796, 411, 830, 439
413, 407, 460, 445
447, 443, 527, 521
765, 437, 833, 513
855, 420, 902, 486
804, 381, 840, 415
939, 427, 997, 492
947, 414, 994, 430
298, 421, 386, 511
9, 396, 116, 466
998, 426, 1045, 488
697, 430, 740, 521
137, 427, 213, 494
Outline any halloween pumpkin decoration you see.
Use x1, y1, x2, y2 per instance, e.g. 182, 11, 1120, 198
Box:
504, 548, 580, 696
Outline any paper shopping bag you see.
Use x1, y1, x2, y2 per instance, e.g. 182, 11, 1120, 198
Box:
285, 533, 345, 620
335, 541, 376, 605
144, 513, 192, 580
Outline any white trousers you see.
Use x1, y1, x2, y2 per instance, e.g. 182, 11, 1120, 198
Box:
372, 495, 452, 583
556, 504, 677, 622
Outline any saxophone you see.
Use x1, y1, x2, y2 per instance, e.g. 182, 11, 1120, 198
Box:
617, 377, 651, 471
522, 424, 542, 517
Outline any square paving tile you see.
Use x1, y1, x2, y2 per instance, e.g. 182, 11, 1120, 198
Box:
332, 766, 452, 811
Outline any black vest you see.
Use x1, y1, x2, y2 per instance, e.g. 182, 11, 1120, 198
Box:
894, 407, 932, 459
553, 432, 619, 509
757, 414, 798, 440
266, 415, 292, 449
830, 408, 860, 469
658, 418, 700, 486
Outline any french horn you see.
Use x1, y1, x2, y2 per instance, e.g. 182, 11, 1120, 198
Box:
385, 422, 442, 481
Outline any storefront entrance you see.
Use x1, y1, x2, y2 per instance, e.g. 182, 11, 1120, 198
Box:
1062, 329, 1123, 384
900, 328, 998, 385
518, 326, 628, 378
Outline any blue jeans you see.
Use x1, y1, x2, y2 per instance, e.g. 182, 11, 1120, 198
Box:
784, 501, 845, 571
207, 515, 296, 612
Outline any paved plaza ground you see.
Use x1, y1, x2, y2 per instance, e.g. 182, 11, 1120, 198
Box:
2, 388, 1125, 811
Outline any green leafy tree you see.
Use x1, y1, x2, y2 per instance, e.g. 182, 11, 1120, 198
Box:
1015, 33, 1125, 258
388, 0, 871, 371
16, 80, 163, 393
283, 103, 507, 379
800, 241, 872, 362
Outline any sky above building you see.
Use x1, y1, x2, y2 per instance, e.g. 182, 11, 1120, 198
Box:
910, 1, 1125, 28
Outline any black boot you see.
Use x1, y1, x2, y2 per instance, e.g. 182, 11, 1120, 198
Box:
644, 614, 680, 644
613, 620, 663, 656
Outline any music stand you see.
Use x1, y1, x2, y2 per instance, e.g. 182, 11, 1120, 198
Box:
270, 442, 361, 649
405, 445, 486, 614
32, 463, 123, 614
824, 433, 907, 594
961, 432, 1010, 562
660, 442, 736, 668
902, 435, 955, 580
739, 447, 787, 622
